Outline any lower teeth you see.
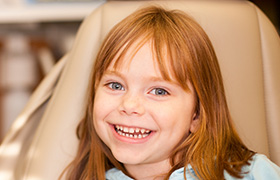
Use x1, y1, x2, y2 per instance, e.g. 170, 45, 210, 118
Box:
117, 130, 149, 139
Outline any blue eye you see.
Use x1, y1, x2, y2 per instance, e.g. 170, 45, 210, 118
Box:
150, 88, 169, 96
108, 82, 124, 91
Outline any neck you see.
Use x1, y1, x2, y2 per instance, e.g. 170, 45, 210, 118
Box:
124, 160, 171, 180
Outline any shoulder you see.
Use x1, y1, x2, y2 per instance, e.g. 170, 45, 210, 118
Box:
106, 155, 280, 180
224, 154, 280, 179
247, 154, 280, 179
172, 155, 280, 180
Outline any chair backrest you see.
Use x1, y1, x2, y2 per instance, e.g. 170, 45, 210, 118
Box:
0, 1, 279, 179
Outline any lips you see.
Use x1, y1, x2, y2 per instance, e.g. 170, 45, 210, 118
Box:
114, 125, 152, 139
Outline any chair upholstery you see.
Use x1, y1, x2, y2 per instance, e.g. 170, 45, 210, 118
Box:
0, 1, 279, 179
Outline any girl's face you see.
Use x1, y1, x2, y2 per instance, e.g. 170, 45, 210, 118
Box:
93, 41, 198, 174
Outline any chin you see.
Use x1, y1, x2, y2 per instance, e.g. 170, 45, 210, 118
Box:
112, 151, 145, 165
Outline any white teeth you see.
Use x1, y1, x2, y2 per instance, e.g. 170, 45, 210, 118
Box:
129, 128, 135, 133
123, 127, 129, 133
114, 125, 151, 139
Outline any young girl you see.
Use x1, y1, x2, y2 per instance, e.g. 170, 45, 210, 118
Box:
62, 6, 280, 180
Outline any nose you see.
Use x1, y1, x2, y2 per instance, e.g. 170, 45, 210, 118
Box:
118, 92, 145, 116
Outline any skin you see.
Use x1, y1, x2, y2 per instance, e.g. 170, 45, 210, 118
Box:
93, 41, 198, 179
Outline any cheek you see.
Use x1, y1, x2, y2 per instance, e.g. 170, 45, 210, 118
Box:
92, 90, 108, 133
92, 98, 111, 147
92, 89, 119, 135
93, 89, 111, 120
92, 104, 102, 138
93, 94, 101, 125
152, 100, 195, 133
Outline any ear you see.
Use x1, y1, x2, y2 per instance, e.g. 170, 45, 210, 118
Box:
190, 113, 199, 133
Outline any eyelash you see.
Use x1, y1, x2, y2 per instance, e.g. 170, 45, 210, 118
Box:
105, 82, 170, 96
149, 88, 170, 96
106, 82, 125, 91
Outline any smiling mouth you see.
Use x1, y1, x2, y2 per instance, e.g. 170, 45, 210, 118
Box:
114, 125, 152, 139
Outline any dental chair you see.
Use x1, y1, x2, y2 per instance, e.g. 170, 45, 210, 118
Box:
0, 1, 279, 179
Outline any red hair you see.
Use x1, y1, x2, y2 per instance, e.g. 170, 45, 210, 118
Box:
62, 6, 255, 180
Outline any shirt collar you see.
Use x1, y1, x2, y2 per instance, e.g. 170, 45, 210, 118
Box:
106, 164, 197, 180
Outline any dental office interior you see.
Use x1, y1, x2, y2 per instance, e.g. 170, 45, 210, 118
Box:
0, 0, 279, 179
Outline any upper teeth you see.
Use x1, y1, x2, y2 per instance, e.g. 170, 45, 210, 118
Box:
115, 125, 151, 138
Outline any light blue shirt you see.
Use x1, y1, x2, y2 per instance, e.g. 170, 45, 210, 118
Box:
106, 154, 280, 179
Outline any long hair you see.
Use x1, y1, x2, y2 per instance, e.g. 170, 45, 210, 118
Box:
62, 6, 255, 180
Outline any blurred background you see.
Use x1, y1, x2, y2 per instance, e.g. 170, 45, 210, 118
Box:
0, 0, 279, 142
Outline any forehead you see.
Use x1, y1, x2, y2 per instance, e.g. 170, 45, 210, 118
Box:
110, 40, 153, 68
109, 42, 165, 83
109, 39, 173, 79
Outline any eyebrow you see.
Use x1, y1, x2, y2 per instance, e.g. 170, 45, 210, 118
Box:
103, 70, 125, 79
103, 70, 179, 86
